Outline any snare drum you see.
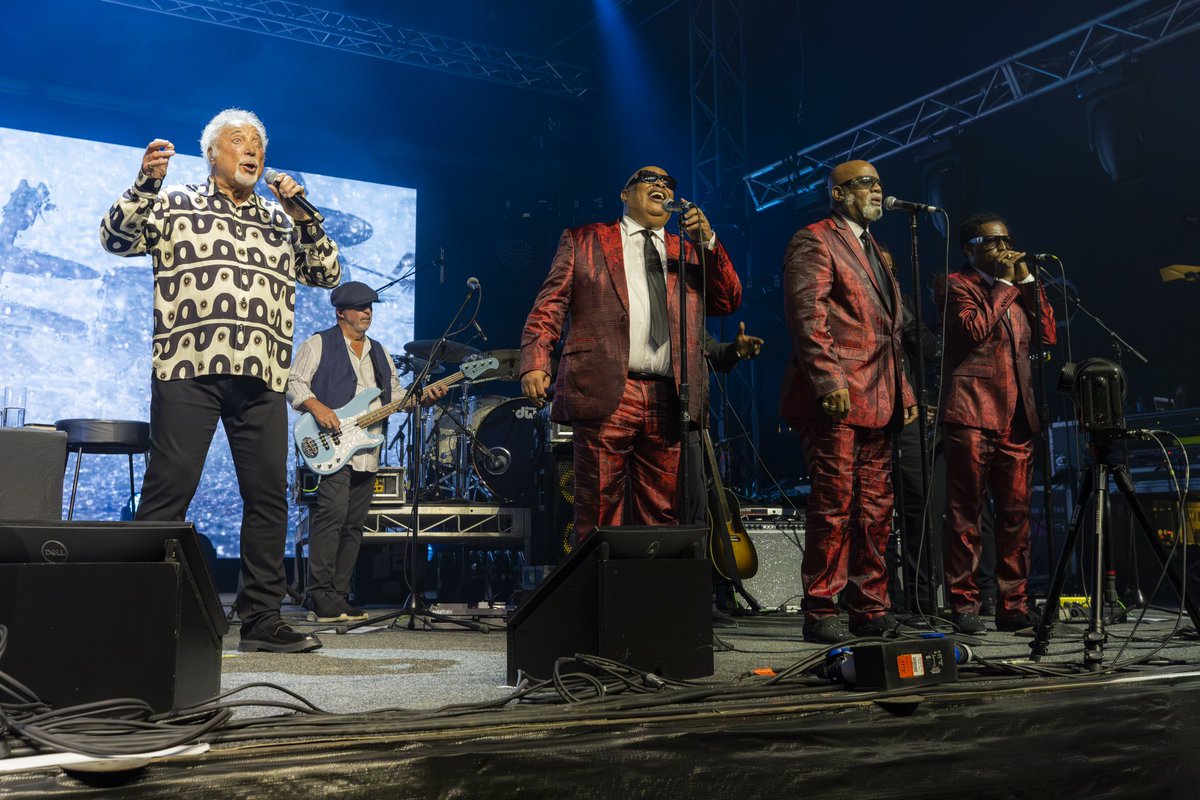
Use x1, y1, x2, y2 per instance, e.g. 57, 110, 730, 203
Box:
431, 394, 507, 468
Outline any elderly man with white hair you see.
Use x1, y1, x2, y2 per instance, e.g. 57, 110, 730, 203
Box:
101, 108, 341, 653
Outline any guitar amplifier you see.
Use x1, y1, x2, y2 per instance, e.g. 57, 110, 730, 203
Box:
740, 512, 806, 612
294, 466, 405, 505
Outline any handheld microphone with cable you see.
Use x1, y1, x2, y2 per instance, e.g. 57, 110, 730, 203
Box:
466, 276, 481, 294
662, 198, 695, 213
884, 196, 939, 214
439, 245, 445, 284
263, 169, 323, 222
471, 320, 488, 343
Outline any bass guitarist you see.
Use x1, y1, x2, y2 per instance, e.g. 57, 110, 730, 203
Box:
287, 281, 447, 622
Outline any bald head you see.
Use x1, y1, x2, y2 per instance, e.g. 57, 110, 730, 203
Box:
827, 160, 876, 194
828, 159, 883, 226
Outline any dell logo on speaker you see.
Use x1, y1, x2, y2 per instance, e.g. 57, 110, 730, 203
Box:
41, 540, 69, 563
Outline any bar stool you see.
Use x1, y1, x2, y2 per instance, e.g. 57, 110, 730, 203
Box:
54, 419, 151, 520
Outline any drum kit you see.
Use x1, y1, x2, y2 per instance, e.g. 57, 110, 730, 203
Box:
391, 340, 553, 504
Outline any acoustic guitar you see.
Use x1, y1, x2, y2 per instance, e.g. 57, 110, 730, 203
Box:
701, 430, 758, 581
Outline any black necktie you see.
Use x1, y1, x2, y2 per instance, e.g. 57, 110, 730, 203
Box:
640, 229, 670, 349
860, 231, 893, 314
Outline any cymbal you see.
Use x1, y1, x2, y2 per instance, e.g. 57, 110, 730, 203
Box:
404, 339, 480, 362
392, 353, 445, 375
467, 348, 557, 383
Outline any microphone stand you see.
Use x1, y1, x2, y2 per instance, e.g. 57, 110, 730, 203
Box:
341, 285, 488, 634
900, 210, 938, 619
1030, 263, 1059, 596
675, 210, 696, 540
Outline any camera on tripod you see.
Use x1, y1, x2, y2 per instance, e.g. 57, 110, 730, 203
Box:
1057, 357, 1127, 441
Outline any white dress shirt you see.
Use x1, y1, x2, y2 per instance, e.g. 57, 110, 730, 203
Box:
620, 216, 672, 375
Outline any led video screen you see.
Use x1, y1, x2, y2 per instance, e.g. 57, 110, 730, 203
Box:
0, 125, 416, 557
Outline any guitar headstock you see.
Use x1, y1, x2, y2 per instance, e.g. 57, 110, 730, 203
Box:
461, 356, 500, 381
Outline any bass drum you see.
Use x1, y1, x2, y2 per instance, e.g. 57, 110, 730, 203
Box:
473, 397, 547, 502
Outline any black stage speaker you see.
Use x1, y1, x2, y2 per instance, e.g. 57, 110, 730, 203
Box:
506, 524, 713, 684
532, 443, 575, 565
0, 520, 228, 713
0, 428, 66, 520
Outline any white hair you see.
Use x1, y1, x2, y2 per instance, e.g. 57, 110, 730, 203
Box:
199, 108, 268, 161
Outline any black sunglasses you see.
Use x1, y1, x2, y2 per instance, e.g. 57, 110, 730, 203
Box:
625, 170, 678, 191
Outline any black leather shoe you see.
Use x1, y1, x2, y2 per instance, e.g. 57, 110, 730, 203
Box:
303, 594, 347, 623
336, 596, 369, 622
851, 612, 898, 638
239, 619, 323, 653
952, 611, 988, 635
996, 608, 1043, 633
803, 616, 854, 644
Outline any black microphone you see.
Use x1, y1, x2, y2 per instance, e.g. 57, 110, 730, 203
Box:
466, 276, 481, 294
471, 320, 488, 343
662, 199, 695, 213
439, 245, 445, 284
263, 169, 323, 222
884, 196, 939, 214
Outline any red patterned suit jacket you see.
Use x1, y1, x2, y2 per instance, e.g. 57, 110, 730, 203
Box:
780, 214, 915, 429
937, 267, 1057, 433
520, 219, 742, 425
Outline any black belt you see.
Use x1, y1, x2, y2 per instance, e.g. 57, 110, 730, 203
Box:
627, 371, 672, 382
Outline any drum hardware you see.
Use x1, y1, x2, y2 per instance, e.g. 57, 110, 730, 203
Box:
392, 352, 445, 376
404, 339, 480, 363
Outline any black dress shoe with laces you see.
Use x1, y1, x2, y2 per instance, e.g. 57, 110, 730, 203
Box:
951, 611, 988, 634
239, 618, 323, 653
803, 616, 855, 644
850, 612, 899, 638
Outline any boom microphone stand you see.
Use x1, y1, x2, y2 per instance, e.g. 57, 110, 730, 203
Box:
342, 281, 488, 634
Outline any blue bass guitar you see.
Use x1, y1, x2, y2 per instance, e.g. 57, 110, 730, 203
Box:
294, 356, 499, 475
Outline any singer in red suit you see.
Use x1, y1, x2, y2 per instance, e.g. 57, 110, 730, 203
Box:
938, 213, 1057, 634
520, 166, 741, 543
780, 159, 917, 644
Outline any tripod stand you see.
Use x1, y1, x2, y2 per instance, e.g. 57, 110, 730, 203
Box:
1030, 435, 1200, 668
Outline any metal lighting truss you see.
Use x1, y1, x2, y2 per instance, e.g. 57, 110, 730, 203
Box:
101, 0, 592, 97
743, 0, 1200, 211
689, 0, 760, 492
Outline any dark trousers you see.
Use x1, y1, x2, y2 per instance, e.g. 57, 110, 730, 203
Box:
571, 378, 681, 542
683, 428, 707, 526
136, 375, 288, 632
890, 419, 941, 614
797, 418, 894, 626
308, 466, 375, 599
943, 417, 1035, 620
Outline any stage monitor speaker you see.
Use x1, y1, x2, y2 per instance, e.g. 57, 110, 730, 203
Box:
506, 524, 713, 684
0, 520, 228, 713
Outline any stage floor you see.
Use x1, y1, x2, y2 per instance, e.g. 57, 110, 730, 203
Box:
5, 600, 1200, 798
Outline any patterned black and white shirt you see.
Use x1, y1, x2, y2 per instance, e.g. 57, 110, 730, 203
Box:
100, 173, 341, 392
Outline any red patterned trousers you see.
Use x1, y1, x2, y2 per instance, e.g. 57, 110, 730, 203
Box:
797, 419, 895, 626
570, 376, 681, 542
942, 419, 1034, 619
